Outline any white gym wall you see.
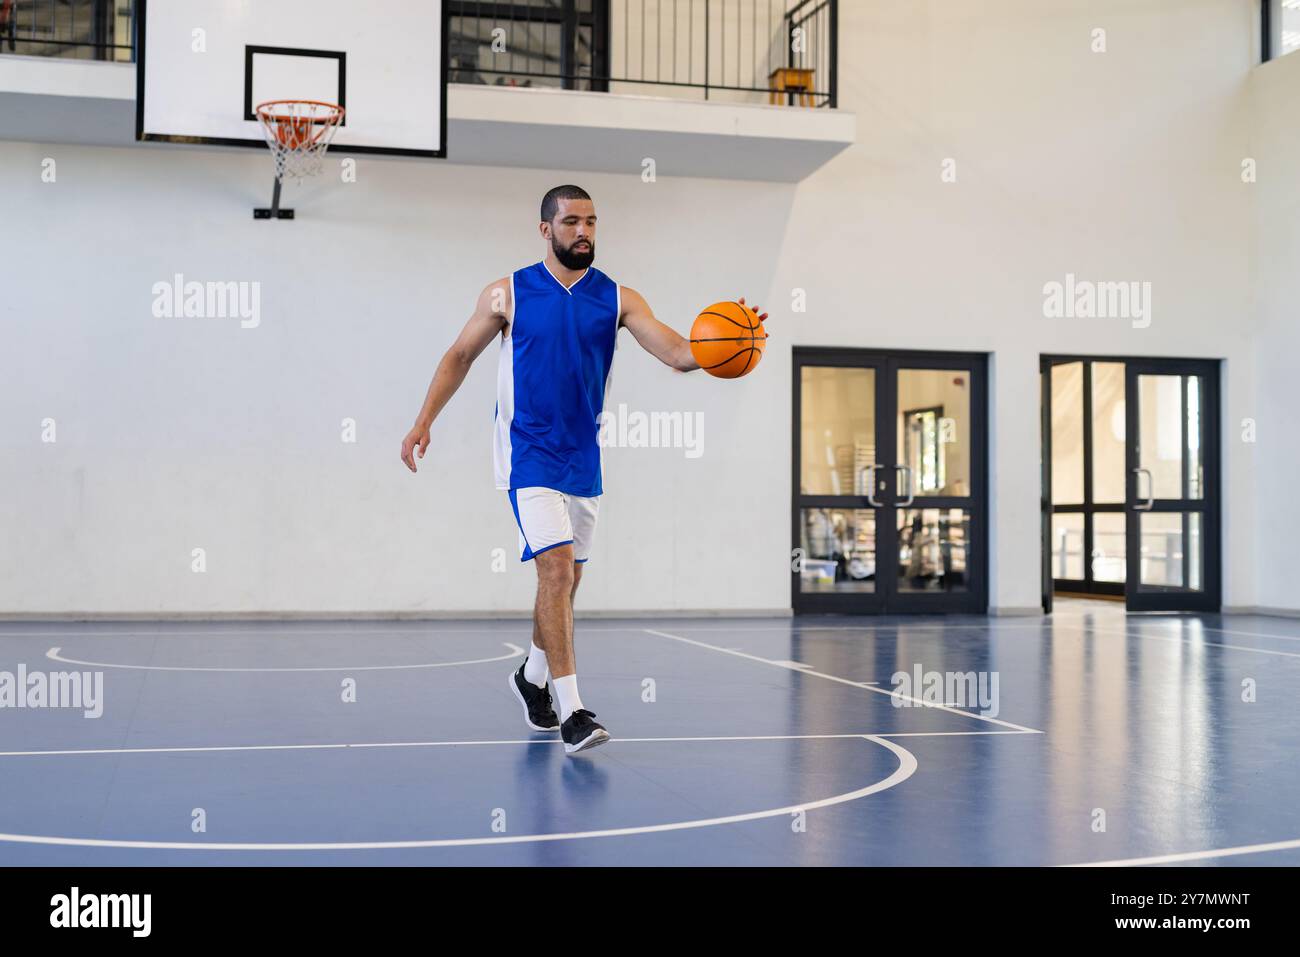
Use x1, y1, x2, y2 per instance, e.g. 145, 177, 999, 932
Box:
1247, 43, 1300, 616
0, 0, 1279, 616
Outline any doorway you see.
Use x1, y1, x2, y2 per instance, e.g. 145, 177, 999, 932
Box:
1041, 356, 1221, 612
793, 348, 989, 614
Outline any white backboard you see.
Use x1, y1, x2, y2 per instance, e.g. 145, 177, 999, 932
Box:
136, 0, 445, 157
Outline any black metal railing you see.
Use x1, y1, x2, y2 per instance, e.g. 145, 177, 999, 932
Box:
447, 0, 837, 107
0, 0, 134, 60
0, 0, 837, 108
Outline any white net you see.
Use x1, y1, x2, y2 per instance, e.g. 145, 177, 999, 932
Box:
255, 100, 345, 182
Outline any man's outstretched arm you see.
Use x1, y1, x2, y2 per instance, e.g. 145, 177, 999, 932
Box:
619, 287, 766, 373
401, 279, 509, 472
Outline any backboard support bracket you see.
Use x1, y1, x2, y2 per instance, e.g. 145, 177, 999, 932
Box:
253, 177, 295, 220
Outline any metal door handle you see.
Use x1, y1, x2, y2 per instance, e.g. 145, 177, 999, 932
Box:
1133, 468, 1154, 511
896, 465, 915, 506
859, 464, 884, 507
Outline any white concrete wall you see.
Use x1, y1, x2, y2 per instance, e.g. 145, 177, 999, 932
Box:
781, 0, 1258, 613
0, 0, 1266, 616
1247, 45, 1300, 613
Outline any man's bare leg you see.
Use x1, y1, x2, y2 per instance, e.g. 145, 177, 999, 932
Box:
527, 560, 581, 680
533, 548, 607, 751
509, 548, 572, 731
533, 546, 576, 679
524, 559, 583, 692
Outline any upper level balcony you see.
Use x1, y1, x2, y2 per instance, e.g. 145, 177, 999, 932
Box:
0, 0, 854, 182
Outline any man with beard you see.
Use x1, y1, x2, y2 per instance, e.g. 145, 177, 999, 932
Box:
400, 184, 764, 754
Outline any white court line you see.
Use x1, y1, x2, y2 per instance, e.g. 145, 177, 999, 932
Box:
607, 621, 1052, 635
1077, 624, 1300, 661
643, 629, 1044, 734
43, 643, 524, 673
0, 627, 536, 640
876, 730, 1033, 738
11, 619, 1293, 678
0, 743, 354, 758
11, 618, 1299, 666
3, 729, 1289, 862
0, 622, 1052, 639
0, 729, 1028, 759
0, 735, 917, 851
6, 617, 1300, 643
1068, 837, 1300, 867
13, 616, 1300, 644
1130, 622, 1300, 644
724, 618, 1300, 654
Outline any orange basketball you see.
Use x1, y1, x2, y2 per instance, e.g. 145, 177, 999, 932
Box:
689, 301, 768, 379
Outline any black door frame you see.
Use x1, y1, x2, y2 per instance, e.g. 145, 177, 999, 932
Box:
1040, 357, 1126, 601
792, 347, 989, 615
1040, 354, 1222, 613
1124, 358, 1222, 612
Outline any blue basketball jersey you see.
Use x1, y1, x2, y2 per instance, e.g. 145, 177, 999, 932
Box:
493, 262, 620, 497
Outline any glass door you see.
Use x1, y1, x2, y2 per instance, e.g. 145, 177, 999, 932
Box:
794, 356, 886, 614
886, 360, 985, 612
1124, 360, 1221, 611
1042, 358, 1128, 600
794, 350, 988, 614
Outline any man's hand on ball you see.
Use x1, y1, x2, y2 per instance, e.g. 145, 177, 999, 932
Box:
737, 297, 768, 323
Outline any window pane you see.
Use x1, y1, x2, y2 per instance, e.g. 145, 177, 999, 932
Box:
448, 6, 599, 90
1187, 376, 1203, 500
1092, 513, 1126, 583
1138, 375, 1185, 500
897, 369, 971, 497
1050, 363, 1083, 505
1189, 513, 1202, 591
1139, 512, 1203, 592
800, 367, 876, 496
1272, 0, 1300, 58
1091, 362, 1125, 504
897, 508, 969, 592
800, 508, 875, 593
1052, 513, 1084, 580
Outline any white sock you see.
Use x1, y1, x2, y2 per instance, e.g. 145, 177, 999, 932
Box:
523, 642, 549, 687
552, 674, 584, 723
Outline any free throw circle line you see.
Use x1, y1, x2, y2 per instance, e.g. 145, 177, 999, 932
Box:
0, 735, 916, 850
42, 643, 525, 673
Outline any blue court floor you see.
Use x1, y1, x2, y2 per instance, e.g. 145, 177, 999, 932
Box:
1, 599, 1297, 866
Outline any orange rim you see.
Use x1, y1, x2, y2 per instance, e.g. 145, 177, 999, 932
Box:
254, 99, 345, 125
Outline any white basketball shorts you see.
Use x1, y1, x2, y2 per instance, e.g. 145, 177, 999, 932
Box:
507, 487, 601, 562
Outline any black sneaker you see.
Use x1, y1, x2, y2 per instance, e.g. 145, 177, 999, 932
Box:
509, 661, 559, 732
561, 709, 610, 755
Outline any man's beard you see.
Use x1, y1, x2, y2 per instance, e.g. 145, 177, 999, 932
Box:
553, 236, 595, 270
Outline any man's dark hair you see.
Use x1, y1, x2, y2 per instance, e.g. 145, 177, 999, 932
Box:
540, 185, 592, 224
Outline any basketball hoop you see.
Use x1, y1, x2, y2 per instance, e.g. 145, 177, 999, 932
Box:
255, 100, 345, 181
252, 100, 344, 220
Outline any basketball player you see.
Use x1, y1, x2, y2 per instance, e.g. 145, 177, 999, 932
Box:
400, 185, 765, 754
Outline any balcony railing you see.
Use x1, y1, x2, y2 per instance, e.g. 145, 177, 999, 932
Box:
1, 0, 837, 108
448, 0, 837, 107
